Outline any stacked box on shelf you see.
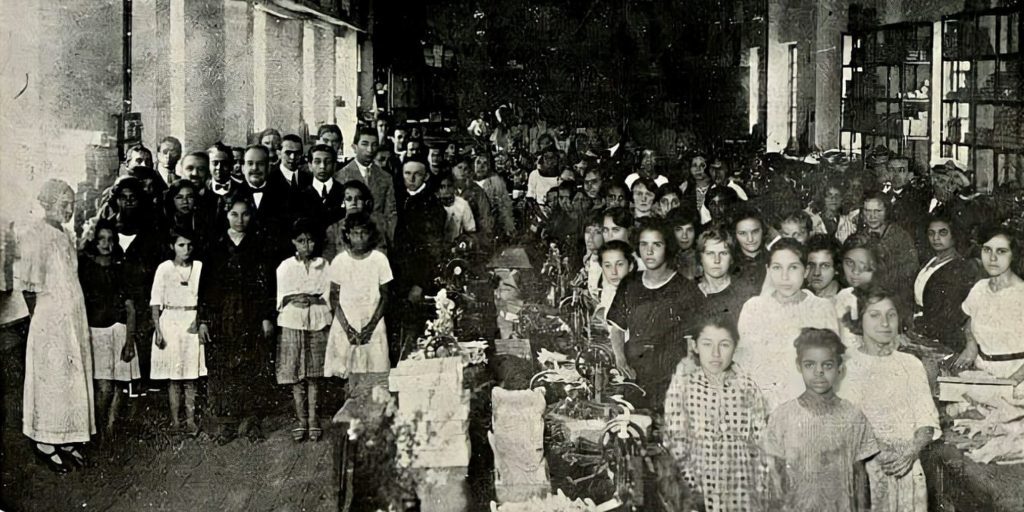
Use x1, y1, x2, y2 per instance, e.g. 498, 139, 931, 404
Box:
389, 357, 471, 469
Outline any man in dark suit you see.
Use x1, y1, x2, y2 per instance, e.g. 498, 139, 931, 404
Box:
335, 125, 398, 246
205, 143, 240, 227
269, 134, 313, 193
241, 144, 292, 257
297, 144, 346, 231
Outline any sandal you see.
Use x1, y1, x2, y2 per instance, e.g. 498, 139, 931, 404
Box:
31, 442, 70, 474
184, 420, 201, 437
291, 421, 308, 443
59, 445, 89, 469
308, 427, 323, 442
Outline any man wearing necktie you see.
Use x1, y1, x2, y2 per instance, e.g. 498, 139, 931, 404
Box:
269, 134, 313, 193
297, 144, 345, 236
336, 125, 398, 246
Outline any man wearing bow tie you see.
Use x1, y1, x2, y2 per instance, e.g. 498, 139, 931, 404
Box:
242, 144, 293, 257
205, 143, 237, 227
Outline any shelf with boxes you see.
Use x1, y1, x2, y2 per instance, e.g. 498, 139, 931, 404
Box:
940, 6, 1023, 192
840, 21, 935, 165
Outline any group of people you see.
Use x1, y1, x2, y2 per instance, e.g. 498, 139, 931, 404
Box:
6, 113, 1024, 512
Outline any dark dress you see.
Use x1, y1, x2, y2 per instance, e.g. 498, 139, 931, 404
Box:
915, 256, 982, 352
78, 254, 127, 329
120, 226, 166, 381
697, 278, 757, 329
198, 231, 277, 428
607, 271, 702, 410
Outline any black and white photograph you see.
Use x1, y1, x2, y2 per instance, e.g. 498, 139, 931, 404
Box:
1, 0, 1023, 510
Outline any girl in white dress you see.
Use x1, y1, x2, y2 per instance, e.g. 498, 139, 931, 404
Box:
325, 213, 393, 378
150, 228, 207, 435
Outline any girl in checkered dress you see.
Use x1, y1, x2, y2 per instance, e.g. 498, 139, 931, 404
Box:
664, 316, 770, 511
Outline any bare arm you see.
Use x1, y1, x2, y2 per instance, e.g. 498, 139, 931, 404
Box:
151, 306, 165, 348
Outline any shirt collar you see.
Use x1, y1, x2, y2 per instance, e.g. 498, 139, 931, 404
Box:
313, 179, 332, 194
407, 183, 427, 196
280, 166, 295, 182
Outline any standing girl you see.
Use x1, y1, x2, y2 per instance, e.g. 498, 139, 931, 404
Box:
664, 317, 769, 511
276, 219, 332, 442
736, 238, 838, 411
150, 227, 207, 435
79, 220, 140, 437
607, 218, 703, 410
324, 213, 392, 384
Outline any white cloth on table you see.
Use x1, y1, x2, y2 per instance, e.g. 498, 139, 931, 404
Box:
91, 323, 141, 381
275, 256, 332, 331
14, 221, 95, 444
962, 279, 1024, 378
736, 293, 838, 412
325, 250, 393, 377
838, 350, 940, 512
149, 260, 207, 380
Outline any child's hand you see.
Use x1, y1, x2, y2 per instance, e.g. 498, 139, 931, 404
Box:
120, 342, 136, 362
291, 295, 311, 308
262, 320, 275, 339
198, 323, 211, 345
154, 329, 167, 349
187, 319, 199, 334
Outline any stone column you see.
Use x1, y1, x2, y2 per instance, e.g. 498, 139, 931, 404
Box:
254, 10, 303, 134
169, 0, 226, 151
303, 20, 337, 140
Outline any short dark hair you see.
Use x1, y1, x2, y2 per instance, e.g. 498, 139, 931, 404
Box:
978, 223, 1023, 272
665, 206, 699, 230
290, 217, 319, 241
126, 144, 152, 160
603, 207, 634, 231
354, 125, 380, 144
794, 327, 846, 361
556, 181, 577, 198
598, 240, 636, 265
731, 207, 764, 233
282, 134, 303, 146
842, 284, 902, 336
317, 124, 342, 139
342, 212, 382, 250
805, 234, 840, 264
308, 144, 337, 162
654, 183, 681, 204
768, 237, 808, 266
585, 211, 605, 229
691, 315, 740, 347
635, 216, 680, 264
340, 180, 375, 213
630, 176, 659, 196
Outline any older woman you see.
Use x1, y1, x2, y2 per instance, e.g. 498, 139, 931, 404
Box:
860, 191, 918, 312
911, 215, 981, 354
630, 176, 658, 220
15, 180, 94, 472
956, 226, 1024, 392
839, 286, 939, 512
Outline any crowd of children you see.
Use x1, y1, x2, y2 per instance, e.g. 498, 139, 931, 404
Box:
6, 116, 1024, 511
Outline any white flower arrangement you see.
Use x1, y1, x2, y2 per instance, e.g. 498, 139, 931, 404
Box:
408, 288, 487, 367
489, 488, 621, 512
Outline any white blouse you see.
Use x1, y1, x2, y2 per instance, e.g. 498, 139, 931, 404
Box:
275, 256, 332, 331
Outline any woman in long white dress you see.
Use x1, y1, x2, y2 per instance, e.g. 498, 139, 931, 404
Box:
14, 179, 95, 472
838, 286, 939, 512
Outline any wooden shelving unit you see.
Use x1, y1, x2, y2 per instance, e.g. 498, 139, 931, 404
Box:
841, 22, 934, 168
940, 6, 1023, 192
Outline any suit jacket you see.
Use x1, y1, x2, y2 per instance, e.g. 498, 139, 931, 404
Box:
269, 165, 314, 194
296, 179, 346, 233
335, 160, 398, 244
241, 181, 294, 259
393, 187, 446, 294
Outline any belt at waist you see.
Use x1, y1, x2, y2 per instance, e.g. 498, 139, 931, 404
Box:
162, 306, 197, 311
